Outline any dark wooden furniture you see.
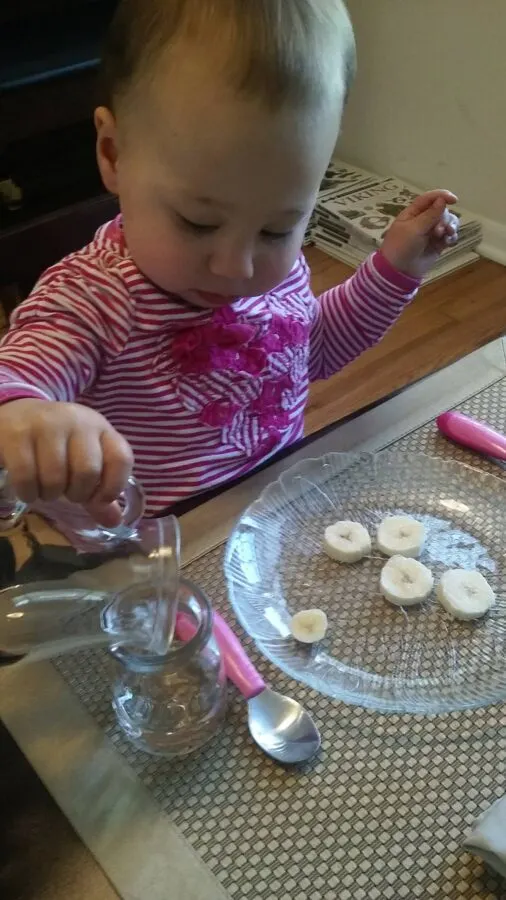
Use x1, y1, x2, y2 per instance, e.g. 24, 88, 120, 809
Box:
0, 0, 118, 299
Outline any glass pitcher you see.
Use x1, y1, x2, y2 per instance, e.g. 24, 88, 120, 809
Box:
112, 580, 227, 757
0, 471, 180, 655
0, 576, 227, 757
0, 470, 229, 755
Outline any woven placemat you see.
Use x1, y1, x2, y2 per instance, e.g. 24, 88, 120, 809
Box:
54, 378, 506, 900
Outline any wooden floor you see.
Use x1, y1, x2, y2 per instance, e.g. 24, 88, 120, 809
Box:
305, 248, 506, 435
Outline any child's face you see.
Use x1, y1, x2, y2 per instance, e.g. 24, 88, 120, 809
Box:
96, 59, 342, 308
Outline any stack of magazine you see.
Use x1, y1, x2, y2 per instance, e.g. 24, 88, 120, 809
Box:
305, 160, 482, 284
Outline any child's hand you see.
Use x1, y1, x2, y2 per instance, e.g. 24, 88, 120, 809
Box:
0, 399, 134, 526
381, 189, 459, 280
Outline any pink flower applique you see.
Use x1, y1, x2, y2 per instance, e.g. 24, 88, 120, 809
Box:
270, 313, 307, 347
200, 399, 242, 428
172, 304, 310, 455
172, 308, 264, 377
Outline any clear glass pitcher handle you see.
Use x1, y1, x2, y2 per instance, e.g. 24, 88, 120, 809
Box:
0, 469, 145, 535
0, 469, 26, 530
117, 475, 145, 529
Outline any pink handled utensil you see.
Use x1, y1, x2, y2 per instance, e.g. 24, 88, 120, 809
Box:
437, 411, 506, 462
176, 611, 320, 763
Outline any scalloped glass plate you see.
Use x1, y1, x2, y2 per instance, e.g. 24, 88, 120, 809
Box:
224, 452, 506, 713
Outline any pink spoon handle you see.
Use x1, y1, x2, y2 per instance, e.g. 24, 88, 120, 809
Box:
175, 610, 266, 700
437, 411, 506, 461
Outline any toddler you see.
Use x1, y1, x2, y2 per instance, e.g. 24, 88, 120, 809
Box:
0, 0, 458, 525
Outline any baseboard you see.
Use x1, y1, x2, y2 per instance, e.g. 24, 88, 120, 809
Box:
477, 217, 506, 266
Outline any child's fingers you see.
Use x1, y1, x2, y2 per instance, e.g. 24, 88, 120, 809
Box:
85, 497, 123, 528
411, 197, 448, 234
404, 189, 458, 220
65, 431, 103, 503
431, 209, 459, 242
446, 211, 460, 235
3, 440, 39, 504
96, 430, 134, 505
85, 431, 134, 528
429, 229, 459, 255
35, 435, 70, 502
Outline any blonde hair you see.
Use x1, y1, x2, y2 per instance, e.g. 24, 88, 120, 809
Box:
100, 0, 356, 113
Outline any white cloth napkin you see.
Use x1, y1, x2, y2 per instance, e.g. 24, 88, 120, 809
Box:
464, 796, 506, 878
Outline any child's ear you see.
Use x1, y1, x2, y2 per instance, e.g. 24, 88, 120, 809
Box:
94, 106, 120, 195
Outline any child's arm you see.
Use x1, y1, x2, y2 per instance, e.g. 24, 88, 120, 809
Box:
0, 272, 134, 522
309, 189, 459, 381
0, 268, 131, 404
309, 251, 419, 380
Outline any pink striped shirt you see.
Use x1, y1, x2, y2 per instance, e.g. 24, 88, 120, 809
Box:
0, 217, 418, 513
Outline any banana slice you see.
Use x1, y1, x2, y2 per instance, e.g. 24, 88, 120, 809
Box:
323, 520, 372, 563
437, 569, 495, 620
380, 555, 434, 607
377, 515, 425, 558
290, 609, 328, 644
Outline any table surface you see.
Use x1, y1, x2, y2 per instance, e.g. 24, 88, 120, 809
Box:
0, 721, 119, 900
0, 338, 505, 900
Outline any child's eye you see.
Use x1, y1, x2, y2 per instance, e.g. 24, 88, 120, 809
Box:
261, 229, 293, 241
178, 215, 218, 234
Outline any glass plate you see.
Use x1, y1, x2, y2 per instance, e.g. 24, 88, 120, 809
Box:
224, 452, 506, 713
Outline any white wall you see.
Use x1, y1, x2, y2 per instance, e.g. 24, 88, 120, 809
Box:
339, 0, 506, 235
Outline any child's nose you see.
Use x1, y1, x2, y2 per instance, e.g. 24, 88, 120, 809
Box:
208, 242, 255, 282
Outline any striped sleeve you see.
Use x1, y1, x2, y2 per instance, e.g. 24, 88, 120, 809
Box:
0, 261, 133, 405
309, 251, 420, 382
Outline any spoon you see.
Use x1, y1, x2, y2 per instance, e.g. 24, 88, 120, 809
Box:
176, 611, 321, 764
437, 411, 506, 465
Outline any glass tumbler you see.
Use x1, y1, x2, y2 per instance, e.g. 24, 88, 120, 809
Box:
111, 578, 228, 757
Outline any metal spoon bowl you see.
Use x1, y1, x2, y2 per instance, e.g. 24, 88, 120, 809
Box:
176, 611, 321, 764
248, 688, 321, 764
